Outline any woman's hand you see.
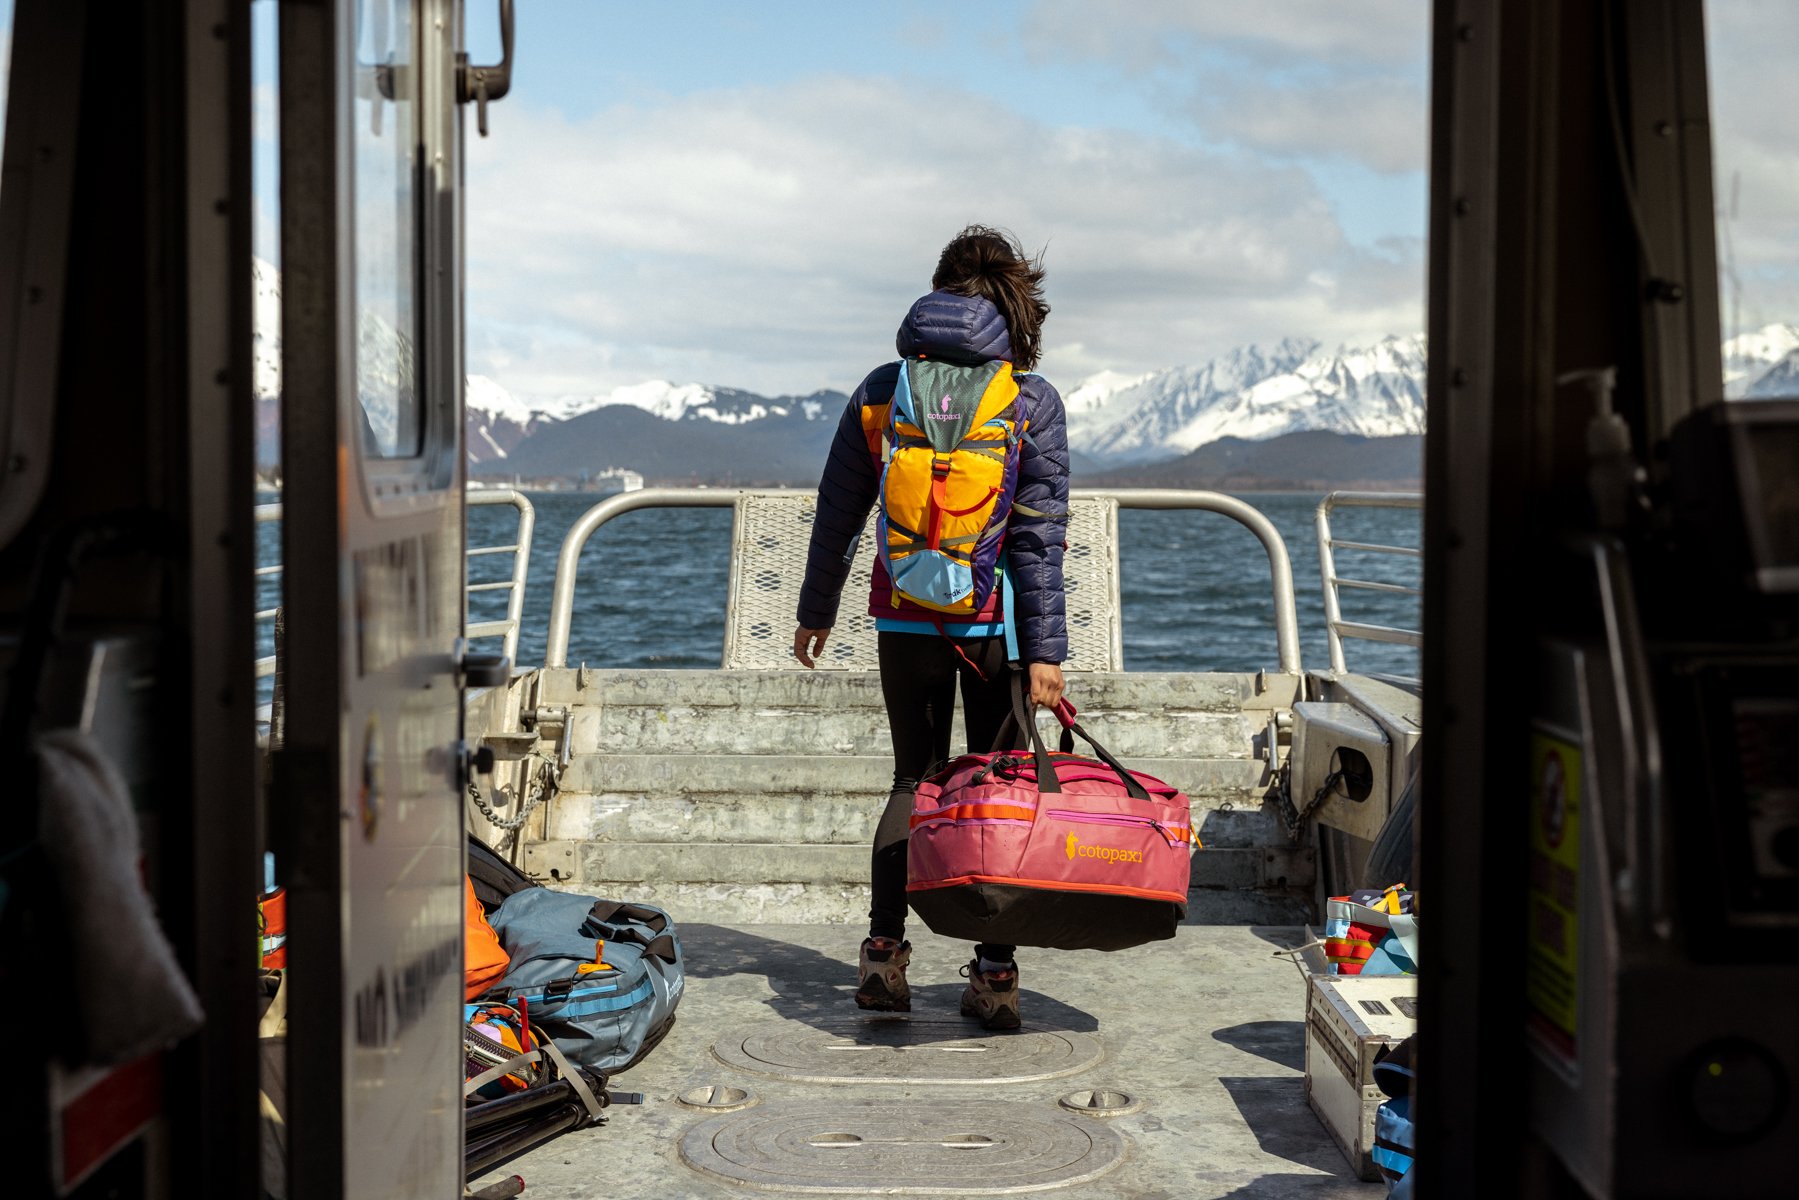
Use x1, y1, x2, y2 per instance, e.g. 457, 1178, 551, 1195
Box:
1028, 661, 1065, 708
793, 626, 830, 668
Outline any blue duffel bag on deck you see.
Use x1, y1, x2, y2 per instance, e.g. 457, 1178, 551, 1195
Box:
481, 889, 685, 1074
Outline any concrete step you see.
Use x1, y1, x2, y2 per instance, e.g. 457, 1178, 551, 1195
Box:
558, 752, 1271, 800
537, 667, 1299, 716
570, 705, 1261, 760
546, 754, 1281, 848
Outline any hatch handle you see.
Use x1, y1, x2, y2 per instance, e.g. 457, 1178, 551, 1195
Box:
454, 638, 512, 689
456, 0, 514, 137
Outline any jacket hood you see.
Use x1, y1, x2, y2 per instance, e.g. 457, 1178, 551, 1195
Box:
895, 290, 1013, 364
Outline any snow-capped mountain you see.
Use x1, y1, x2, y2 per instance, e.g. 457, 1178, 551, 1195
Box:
1724, 323, 1799, 398
253, 257, 281, 399
1064, 335, 1426, 464
252, 248, 1794, 478
461, 379, 842, 465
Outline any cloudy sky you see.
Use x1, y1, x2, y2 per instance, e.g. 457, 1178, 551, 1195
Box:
6, 2, 1791, 400
457, 1, 1433, 399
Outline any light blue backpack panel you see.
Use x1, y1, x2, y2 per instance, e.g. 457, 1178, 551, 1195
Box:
484, 889, 685, 1074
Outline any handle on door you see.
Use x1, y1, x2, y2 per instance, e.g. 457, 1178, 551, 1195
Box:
452, 638, 512, 689
456, 0, 514, 137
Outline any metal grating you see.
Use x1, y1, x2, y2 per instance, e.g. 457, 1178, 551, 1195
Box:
721, 492, 1121, 671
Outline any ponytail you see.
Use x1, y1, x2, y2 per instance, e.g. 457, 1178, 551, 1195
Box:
930, 225, 1050, 371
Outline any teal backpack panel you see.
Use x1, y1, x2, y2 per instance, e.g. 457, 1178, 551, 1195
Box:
482, 888, 684, 1074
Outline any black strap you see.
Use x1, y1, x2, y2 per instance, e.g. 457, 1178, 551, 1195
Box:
581, 901, 680, 965
584, 900, 669, 936
639, 934, 680, 966
1055, 715, 1151, 801
989, 669, 1059, 794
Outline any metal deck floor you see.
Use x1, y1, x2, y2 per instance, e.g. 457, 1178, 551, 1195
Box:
471, 923, 1385, 1199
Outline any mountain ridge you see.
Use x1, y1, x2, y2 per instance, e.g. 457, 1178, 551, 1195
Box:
246, 259, 1799, 481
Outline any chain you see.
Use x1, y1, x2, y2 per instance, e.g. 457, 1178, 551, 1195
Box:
468, 750, 556, 832
1278, 764, 1343, 845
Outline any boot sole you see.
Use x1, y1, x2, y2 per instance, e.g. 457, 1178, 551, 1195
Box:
856, 976, 910, 1012
960, 993, 1020, 1030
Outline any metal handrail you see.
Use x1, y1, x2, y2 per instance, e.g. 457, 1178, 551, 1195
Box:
254, 488, 536, 678
1315, 490, 1424, 675
465, 489, 536, 667
542, 486, 1304, 674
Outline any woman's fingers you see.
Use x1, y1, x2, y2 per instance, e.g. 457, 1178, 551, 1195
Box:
793, 626, 829, 669
1029, 662, 1065, 708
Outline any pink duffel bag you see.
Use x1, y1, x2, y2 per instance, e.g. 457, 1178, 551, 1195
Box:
906, 674, 1199, 951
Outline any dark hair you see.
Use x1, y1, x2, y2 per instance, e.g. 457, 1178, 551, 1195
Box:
931, 225, 1050, 371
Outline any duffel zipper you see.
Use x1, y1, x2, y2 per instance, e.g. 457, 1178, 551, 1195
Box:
981, 756, 1177, 797
1045, 808, 1188, 845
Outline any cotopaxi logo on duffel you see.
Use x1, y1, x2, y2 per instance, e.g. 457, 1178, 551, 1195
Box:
1064, 833, 1144, 865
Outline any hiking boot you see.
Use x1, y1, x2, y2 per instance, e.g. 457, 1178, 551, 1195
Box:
959, 959, 1021, 1030
855, 937, 912, 1012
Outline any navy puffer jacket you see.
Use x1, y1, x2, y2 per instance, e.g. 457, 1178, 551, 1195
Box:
796, 291, 1071, 664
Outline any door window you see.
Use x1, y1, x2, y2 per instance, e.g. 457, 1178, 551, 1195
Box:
353, 0, 422, 457
1708, 4, 1799, 398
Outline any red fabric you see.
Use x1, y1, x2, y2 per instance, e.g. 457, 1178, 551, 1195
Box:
866, 557, 1005, 625
906, 753, 1193, 905
1325, 921, 1390, 975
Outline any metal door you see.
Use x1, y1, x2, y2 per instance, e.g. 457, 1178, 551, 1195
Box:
277, 1, 475, 1195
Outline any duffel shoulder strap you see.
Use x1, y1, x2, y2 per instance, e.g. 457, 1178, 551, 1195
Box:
582, 901, 680, 966
464, 1049, 540, 1098
989, 668, 1058, 791
584, 899, 668, 935
1051, 698, 1152, 802
537, 1036, 606, 1120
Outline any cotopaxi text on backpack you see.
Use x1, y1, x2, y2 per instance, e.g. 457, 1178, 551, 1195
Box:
870, 356, 1027, 615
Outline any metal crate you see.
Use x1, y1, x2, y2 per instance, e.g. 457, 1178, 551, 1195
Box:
1303, 973, 1416, 1181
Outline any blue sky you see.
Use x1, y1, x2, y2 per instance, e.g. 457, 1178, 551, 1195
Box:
464, 1, 1425, 248
458, 1, 1435, 397
7, 2, 1793, 402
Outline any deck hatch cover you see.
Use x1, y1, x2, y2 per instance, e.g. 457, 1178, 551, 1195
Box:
711, 1015, 1103, 1084
679, 1099, 1125, 1194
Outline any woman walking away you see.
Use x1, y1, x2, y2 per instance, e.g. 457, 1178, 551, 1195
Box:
792, 225, 1070, 1031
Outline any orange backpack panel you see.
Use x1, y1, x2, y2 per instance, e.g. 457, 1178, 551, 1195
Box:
465, 876, 510, 999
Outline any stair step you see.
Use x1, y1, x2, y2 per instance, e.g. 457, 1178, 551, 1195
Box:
570, 706, 1261, 759
545, 789, 1283, 849
558, 753, 1269, 797
537, 667, 1299, 714
546, 753, 1279, 846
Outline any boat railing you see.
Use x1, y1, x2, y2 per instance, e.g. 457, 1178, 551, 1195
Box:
254, 488, 536, 679
542, 487, 1303, 673
1314, 490, 1423, 675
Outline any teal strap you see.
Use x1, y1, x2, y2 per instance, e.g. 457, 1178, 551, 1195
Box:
1001, 554, 1020, 664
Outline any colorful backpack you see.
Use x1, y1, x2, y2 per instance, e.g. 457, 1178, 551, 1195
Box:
872, 357, 1027, 615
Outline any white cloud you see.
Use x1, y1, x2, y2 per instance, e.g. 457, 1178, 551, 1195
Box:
1023, 0, 1429, 71
464, 76, 1423, 399
1708, 2, 1799, 338
1020, 1, 1430, 175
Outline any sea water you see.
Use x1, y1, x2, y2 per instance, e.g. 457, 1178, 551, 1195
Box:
467, 491, 1421, 680
256, 491, 1420, 701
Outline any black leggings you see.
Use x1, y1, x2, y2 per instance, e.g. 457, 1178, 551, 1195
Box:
869, 631, 1021, 963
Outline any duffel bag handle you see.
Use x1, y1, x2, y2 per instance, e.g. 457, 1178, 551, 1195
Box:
991, 669, 1060, 793
1052, 699, 1152, 803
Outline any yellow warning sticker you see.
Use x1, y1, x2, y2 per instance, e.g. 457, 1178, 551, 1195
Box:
1526, 730, 1581, 1081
